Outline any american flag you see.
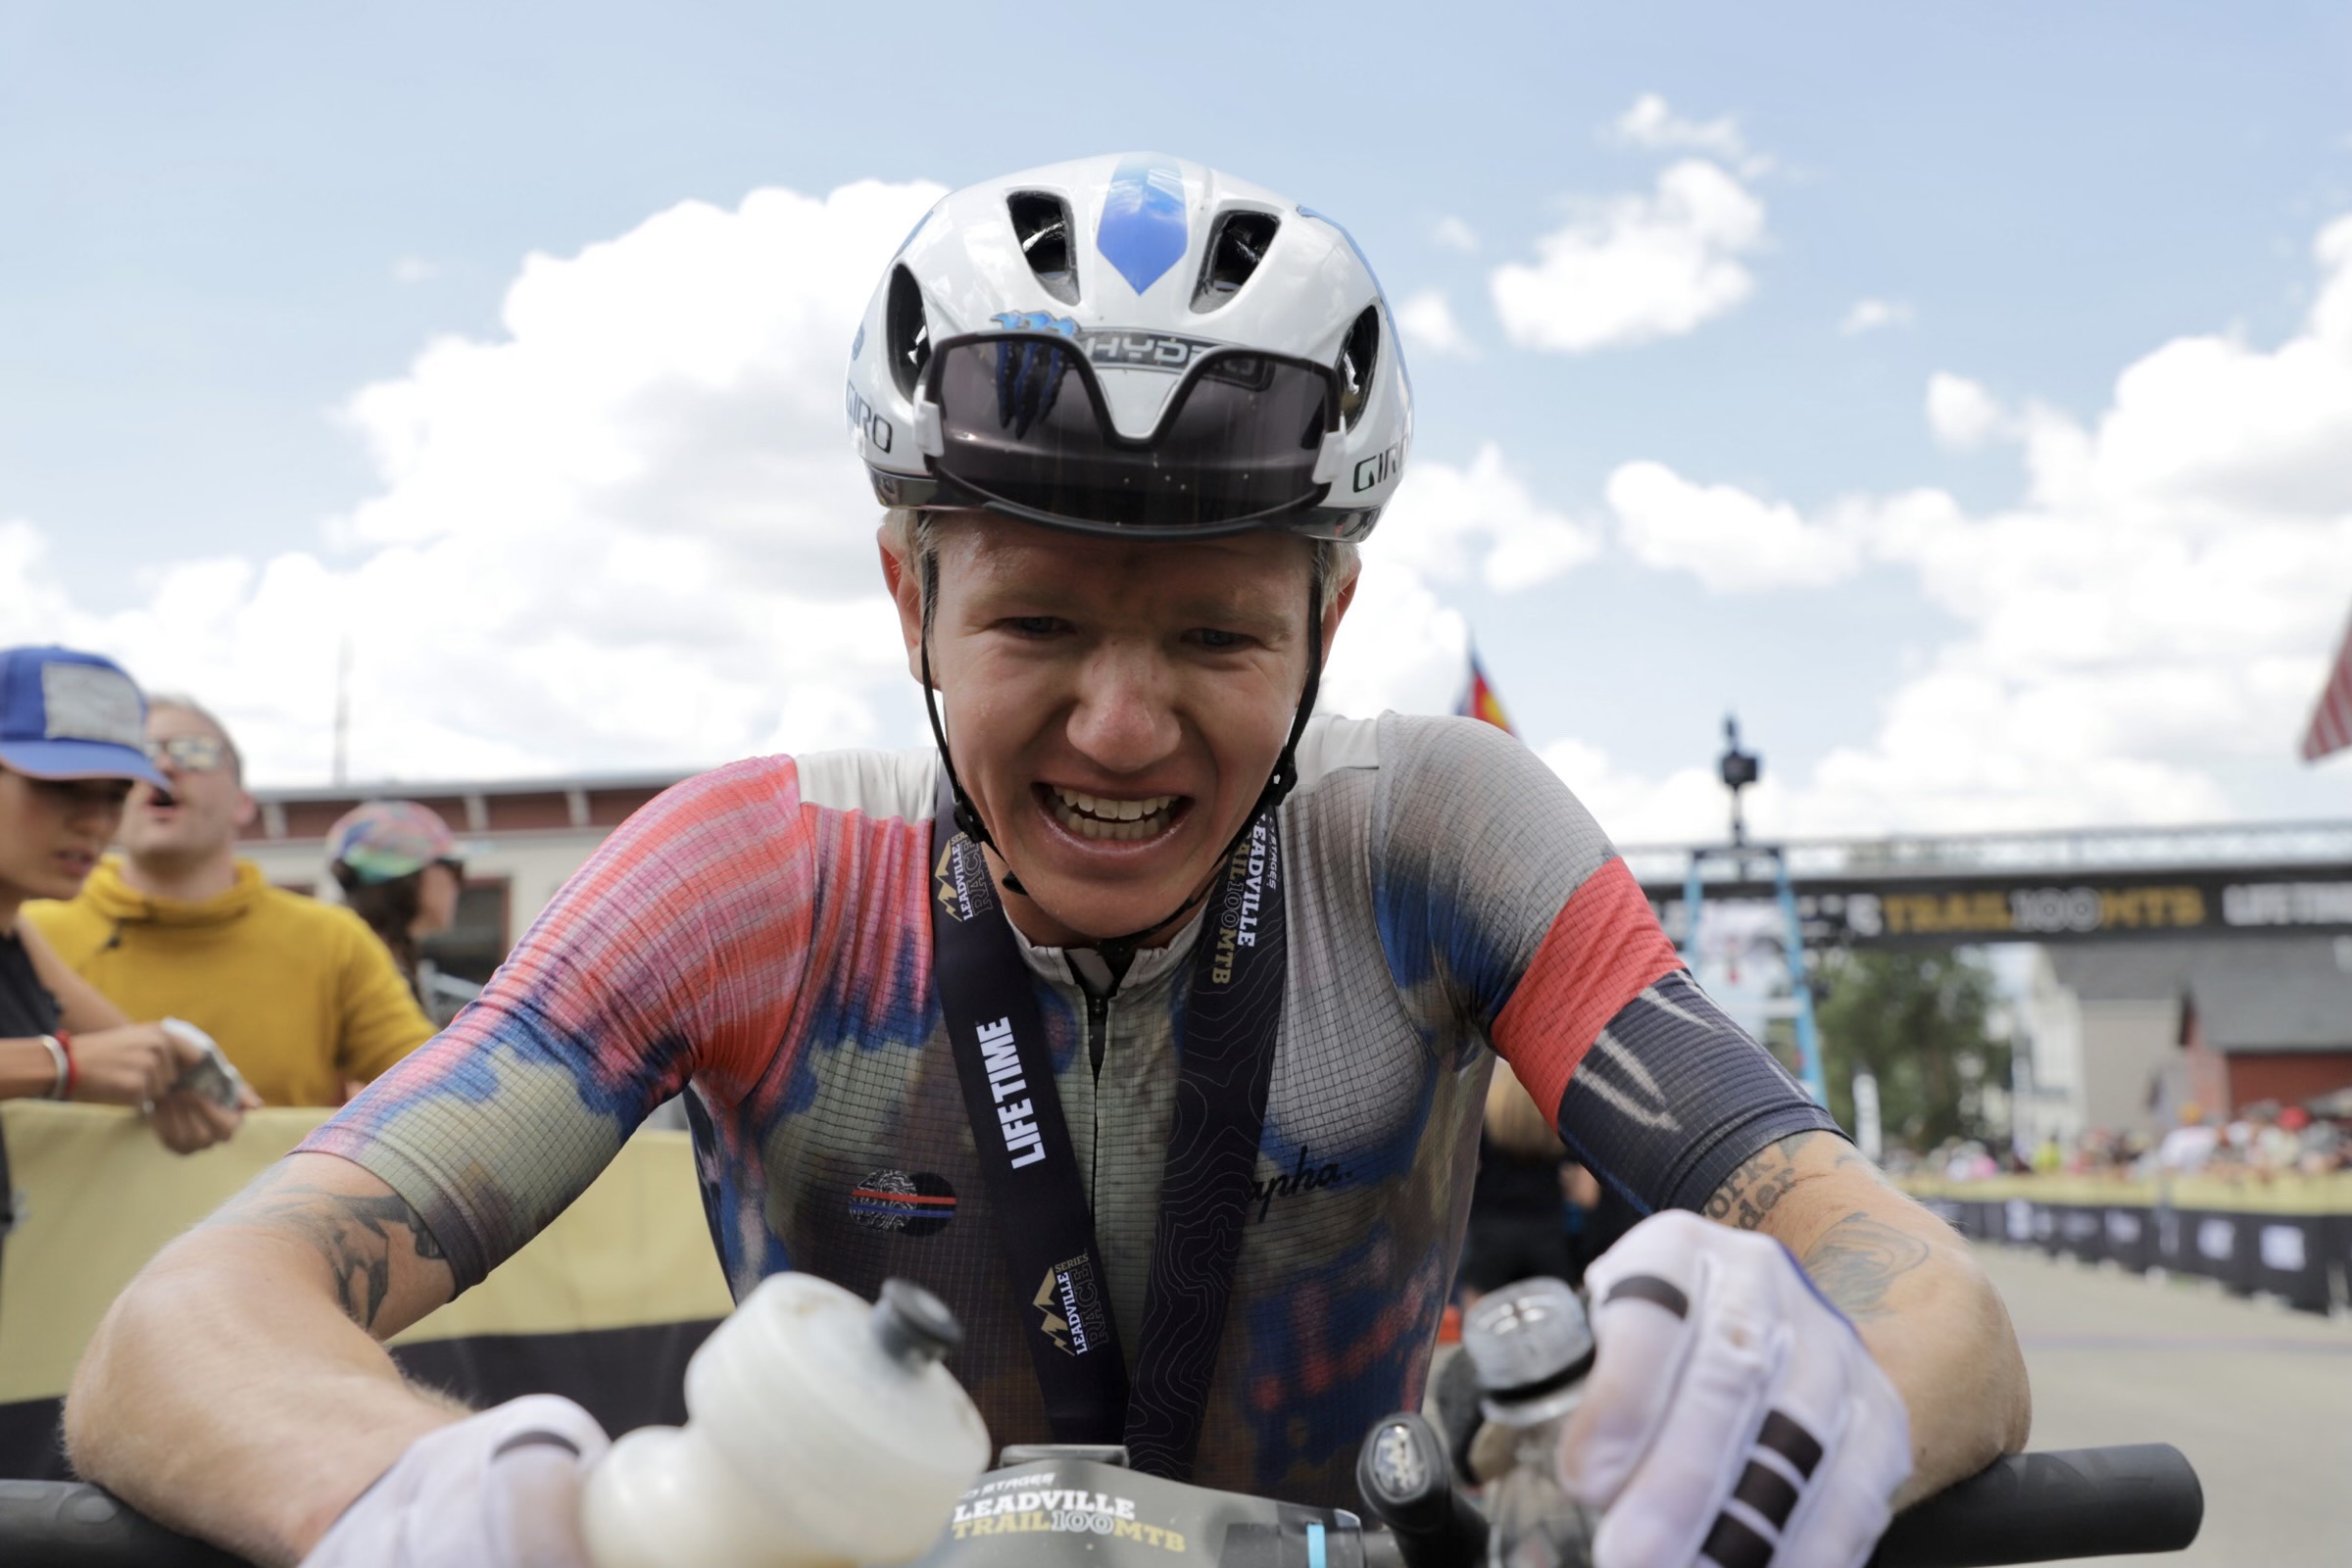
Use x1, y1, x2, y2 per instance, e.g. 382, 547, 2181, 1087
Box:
2302, 612, 2352, 762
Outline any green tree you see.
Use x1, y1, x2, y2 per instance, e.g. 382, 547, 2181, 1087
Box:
1815, 948, 2008, 1154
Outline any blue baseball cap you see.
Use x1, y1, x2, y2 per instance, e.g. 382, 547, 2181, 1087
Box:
0, 646, 171, 788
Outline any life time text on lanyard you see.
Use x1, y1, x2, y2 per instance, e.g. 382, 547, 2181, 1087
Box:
929, 784, 1290, 1481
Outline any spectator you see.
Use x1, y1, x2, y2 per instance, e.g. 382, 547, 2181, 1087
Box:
325, 800, 476, 1022
1456, 1059, 1579, 1298
24, 694, 433, 1105
0, 647, 244, 1152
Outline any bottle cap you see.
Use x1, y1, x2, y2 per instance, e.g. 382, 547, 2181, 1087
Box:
871, 1277, 962, 1368
1461, 1278, 1594, 1415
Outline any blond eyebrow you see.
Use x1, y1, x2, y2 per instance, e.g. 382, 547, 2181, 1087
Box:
959, 573, 1301, 637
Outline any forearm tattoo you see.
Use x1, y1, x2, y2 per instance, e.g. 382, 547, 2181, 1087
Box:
1800, 1212, 1932, 1321
211, 1172, 446, 1332
1704, 1130, 1856, 1230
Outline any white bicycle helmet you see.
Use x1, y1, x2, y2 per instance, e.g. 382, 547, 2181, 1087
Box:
846, 152, 1410, 542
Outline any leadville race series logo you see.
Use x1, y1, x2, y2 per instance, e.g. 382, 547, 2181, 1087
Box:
935, 838, 976, 922
1034, 1254, 1106, 1356
951, 1475, 1188, 1553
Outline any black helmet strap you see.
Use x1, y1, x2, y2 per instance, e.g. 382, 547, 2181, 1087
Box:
916, 549, 1325, 964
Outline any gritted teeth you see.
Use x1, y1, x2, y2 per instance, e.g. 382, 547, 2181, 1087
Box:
1051, 786, 1175, 822
1046, 785, 1180, 843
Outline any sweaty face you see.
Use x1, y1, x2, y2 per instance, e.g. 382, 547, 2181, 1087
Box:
907, 516, 1332, 948
0, 766, 130, 904
119, 707, 254, 870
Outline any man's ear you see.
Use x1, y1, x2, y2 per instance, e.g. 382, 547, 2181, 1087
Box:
230, 787, 258, 831
1317, 559, 1362, 668
877, 522, 926, 685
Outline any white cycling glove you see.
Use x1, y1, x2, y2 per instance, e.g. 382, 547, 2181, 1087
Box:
1560, 1210, 1913, 1568
301, 1395, 611, 1568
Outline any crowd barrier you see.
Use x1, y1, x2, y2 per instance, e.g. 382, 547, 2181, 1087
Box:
0, 1102, 733, 1480
1899, 1172, 2352, 1316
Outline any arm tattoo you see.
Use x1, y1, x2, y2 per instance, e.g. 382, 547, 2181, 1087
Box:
211, 1176, 446, 1332
1800, 1212, 1931, 1321
1704, 1130, 1844, 1230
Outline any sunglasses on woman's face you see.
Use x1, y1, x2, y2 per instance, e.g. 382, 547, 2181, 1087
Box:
143, 735, 229, 773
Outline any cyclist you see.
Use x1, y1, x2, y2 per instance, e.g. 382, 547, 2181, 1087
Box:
66, 156, 2028, 1568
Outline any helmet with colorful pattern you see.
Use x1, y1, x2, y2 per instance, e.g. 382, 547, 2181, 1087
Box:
845, 153, 1410, 542
325, 800, 458, 885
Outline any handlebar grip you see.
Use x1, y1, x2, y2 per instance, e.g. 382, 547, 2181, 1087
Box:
1353, 1413, 1489, 1568
0, 1481, 252, 1568
1867, 1445, 2203, 1568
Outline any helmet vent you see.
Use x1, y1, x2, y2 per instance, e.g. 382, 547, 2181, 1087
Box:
885, 265, 931, 400
1007, 191, 1081, 305
1194, 211, 1281, 312
1337, 305, 1380, 430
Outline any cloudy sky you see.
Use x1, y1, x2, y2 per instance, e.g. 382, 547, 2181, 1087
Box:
6, 2, 2351, 844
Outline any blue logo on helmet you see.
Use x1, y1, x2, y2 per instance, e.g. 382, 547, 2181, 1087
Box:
1095, 156, 1189, 295
991, 311, 1080, 337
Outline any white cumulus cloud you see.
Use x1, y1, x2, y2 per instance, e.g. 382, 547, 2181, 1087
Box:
1376, 443, 1604, 594
2, 178, 948, 784
1611, 94, 1766, 175
1490, 160, 1767, 354
1430, 216, 1480, 254
1839, 297, 1914, 335
1395, 289, 1475, 358
1605, 461, 1861, 592
1544, 213, 2352, 838
1927, 371, 2011, 451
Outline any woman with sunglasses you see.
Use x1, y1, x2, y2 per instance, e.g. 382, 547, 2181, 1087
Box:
324, 801, 472, 1021
0, 646, 244, 1152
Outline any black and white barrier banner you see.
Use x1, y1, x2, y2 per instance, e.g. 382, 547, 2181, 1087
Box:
1910, 1180, 2350, 1316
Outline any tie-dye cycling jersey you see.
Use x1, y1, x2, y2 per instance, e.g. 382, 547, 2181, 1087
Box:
303, 711, 1837, 1508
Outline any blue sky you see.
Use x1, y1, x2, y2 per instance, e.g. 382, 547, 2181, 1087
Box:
6, 2, 2351, 838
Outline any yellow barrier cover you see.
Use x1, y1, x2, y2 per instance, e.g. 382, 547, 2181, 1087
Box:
0, 1102, 732, 1404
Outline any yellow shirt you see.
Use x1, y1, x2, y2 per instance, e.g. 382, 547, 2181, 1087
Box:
24, 858, 434, 1106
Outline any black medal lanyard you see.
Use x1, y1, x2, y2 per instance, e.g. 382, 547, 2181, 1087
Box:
921, 554, 1320, 1480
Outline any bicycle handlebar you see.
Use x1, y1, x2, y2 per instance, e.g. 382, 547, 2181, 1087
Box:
1868, 1444, 2202, 1567
0, 1442, 2201, 1568
0, 1481, 243, 1568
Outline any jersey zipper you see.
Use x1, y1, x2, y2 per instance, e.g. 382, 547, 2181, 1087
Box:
1086, 990, 1112, 1201
1087, 991, 1112, 1079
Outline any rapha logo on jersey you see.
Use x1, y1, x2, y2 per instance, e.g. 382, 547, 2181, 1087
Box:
1207, 817, 1276, 987
976, 1015, 1046, 1168
991, 310, 1081, 337
1250, 1146, 1351, 1222
848, 1170, 957, 1236
1034, 1253, 1108, 1356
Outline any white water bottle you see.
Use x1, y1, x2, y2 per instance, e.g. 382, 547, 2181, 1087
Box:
580, 1274, 991, 1568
